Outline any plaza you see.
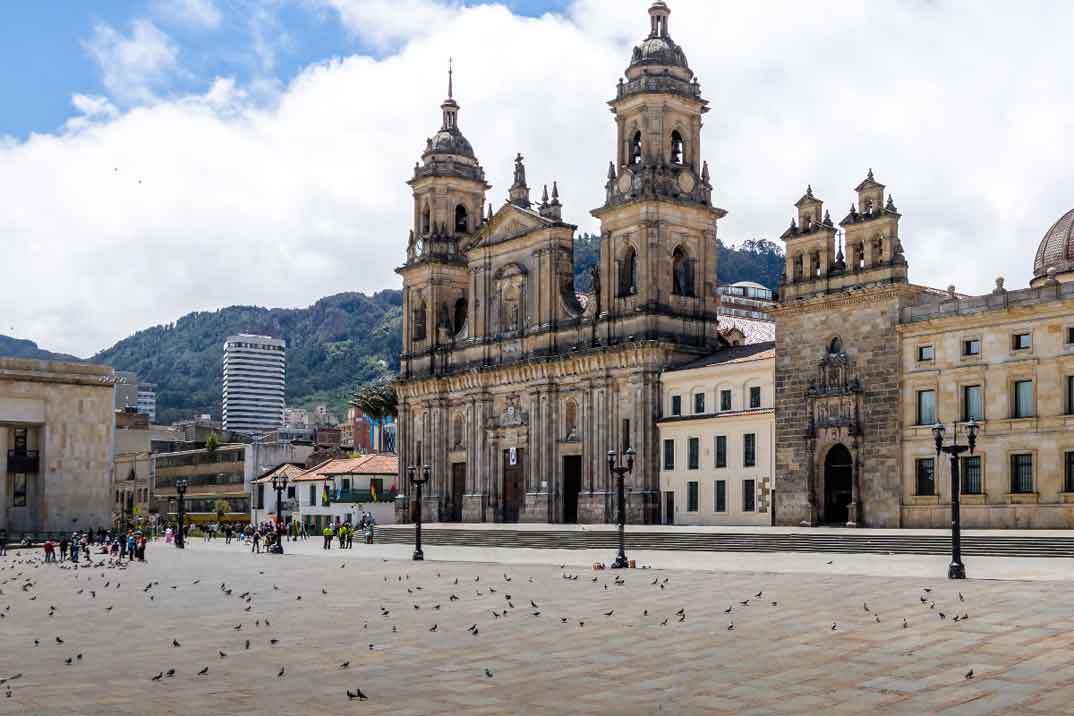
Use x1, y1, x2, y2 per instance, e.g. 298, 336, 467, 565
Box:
2, 539, 1074, 714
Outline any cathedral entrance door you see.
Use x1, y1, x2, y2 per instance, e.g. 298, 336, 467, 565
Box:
502, 449, 525, 523
450, 463, 466, 523
824, 444, 853, 525
563, 456, 581, 523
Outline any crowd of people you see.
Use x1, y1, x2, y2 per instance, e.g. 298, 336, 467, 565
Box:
39, 529, 149, 563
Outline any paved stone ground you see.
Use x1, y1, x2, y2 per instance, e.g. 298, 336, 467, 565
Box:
2, 541, 1074, 715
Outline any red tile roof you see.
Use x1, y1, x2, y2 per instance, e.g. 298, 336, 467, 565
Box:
292, 454, 398, 482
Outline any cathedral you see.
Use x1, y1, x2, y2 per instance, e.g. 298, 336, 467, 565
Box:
394, 1, 736, 524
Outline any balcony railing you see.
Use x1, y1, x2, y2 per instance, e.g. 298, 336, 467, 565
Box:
329, 490, 379, 504
7, 450, 39, 474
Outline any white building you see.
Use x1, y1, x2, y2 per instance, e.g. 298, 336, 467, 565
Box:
136, 386, 156, 422
658, 342, 775, 526
223, 334, 286, 435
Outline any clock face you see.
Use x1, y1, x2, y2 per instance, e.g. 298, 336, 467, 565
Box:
415, 239, 425, 256
617, 171, 632, 194
677, 171, 696, 194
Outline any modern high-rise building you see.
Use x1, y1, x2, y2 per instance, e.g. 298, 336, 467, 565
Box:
136, 386, 156, 422
222, 334, 286, 435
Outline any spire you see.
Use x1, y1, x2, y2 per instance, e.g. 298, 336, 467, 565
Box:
551, 181, 560, 205
440, 58, 459, 130
541, 184, 549, 207
701, 161, 710, 183
866, 167, 874, 181
806, 184, 813, 198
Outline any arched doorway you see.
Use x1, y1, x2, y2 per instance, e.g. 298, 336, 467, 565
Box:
823, 444, 853, 525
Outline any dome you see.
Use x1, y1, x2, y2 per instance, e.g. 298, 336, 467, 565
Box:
1033, 207, 1074, 280
630, 36, 690, 71
425, 126, 475, 160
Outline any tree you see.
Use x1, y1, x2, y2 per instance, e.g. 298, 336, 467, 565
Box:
213, 499, 230, 519
351, 380, 398, 453
206, 431, 219, 455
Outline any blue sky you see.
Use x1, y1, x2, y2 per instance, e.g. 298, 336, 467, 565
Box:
0, 0, 568, 138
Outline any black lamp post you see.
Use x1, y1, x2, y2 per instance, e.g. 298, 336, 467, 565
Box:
932, 419, 978, 580
175, 479, 187, 550
408, 464, 429, 561
272, 472, 289, 528
607, 447, 636, 569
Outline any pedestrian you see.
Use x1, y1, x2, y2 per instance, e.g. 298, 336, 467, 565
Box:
252, 529, 261, 554
70, 536, 79, 563
43, 538, 56, 563
322, 524, 333, 550
365, 522, 374, 545
60, 536, 70, 561
0, 529, 8, 557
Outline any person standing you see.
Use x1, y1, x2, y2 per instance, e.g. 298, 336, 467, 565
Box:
251, 529, 261, 554
322, 524, 332, 550
0, 529, 8, 557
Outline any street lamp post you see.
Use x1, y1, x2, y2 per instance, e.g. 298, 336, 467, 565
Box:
607, 447, 636, 569
272, 471, 289, 554
408, 464, 429, 561
932, 419, 978, 580
175, 479, 188, 550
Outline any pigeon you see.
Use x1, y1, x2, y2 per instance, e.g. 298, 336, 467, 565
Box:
270, 639, 279, 645
347, 688, 368, 701
429, 624, 438, 632
55, 637, 64, 645
863, 603, 870, 612
64, 658, 72, 665
727, 622, 735, 631
959, 592, 965, 602
151, 672, 163, 681
643, 610, 648, 617
826, 560, 833, 565
165, 669, 175, 678
531, 600, 538, 608
339, 661, 350, 669
197, 667, 208, 676
172, 639, 181, 648
471, 627, 479, 636
660, 618, 668, 626
245, 639, 251, 650
939, 612, 946, 620
831, 622, 838, 631
277, 667, 286, 678
903, 618, 909, 629
233, 624, 242, 631
739, 600, 750, 607
874, 614, 881, 623
485, 669, 494, 678
561, 617, 568, 623
965, 669, 974, 679
724, 605, 733, 614
923, 588, 932, 593
604, 610, 614, 617
219, 651, 227, 659
755, 591, 763, 598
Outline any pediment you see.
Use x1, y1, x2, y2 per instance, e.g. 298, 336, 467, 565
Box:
470, 203, 550, 249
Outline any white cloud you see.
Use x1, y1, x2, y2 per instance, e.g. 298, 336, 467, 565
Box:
315, 0, 459, 49
154, 0, 223, 30
6, 0, 1074, 356
82, 19, 180, 104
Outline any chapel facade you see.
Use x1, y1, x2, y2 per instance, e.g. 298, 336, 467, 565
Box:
395, 1, 731, 525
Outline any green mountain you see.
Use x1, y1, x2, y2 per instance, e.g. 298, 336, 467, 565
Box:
0, 335, 82, 363
92, 291, 403, 425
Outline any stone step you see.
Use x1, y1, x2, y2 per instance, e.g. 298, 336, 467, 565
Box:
373, 528, 1074, 558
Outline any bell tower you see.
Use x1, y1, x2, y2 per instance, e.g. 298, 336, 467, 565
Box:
591, 1, 725, 349
398, 62, 490, 378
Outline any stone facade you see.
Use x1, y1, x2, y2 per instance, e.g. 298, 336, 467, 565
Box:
396, 3, 734, 525
774, 169, 1074, 529
0, 358, 115, 535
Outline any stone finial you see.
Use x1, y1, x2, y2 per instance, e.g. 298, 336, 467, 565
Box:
823, 209, 832, 226
1046, 266, 1059, 285
607, 161, 616, 180
487, 202, 493, 221
541, 184, 549, 206
701, 161, 710, 182
551, 181, 561, 205
806, 184, 814, 198
947, 285, 957, 299
867, 167, 874, 181
886, 194, 896, 212
993, 276, 1006, 294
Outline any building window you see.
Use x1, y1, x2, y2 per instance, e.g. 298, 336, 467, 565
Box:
618, 246, 638, 297
1010, 454, 1033, 493
1067, 376, 1074, 415
743, 479, 755, 512
961, 456, 982, 495
287, 486, 295, 499
743, 433, 756, 468
917, 390, 936, 426
308, 485, 316, 506
671, 246, 694, 297
1012, 380, 1034, 419
671, 395, 682, 417
963, 338, 981, 357
1012, 332, 1032, 351
720, 389, 732, 412
694, 393, 705, 414
918, 345, 934, 362
1066, 452, 1074, 493
670, 130, 684, 164
686, 481, 699, 512
687, 437, 700, 470
630, 130, 642, 165
455, 204, 468, 233
749, 386, 761, 409
621, 418, 631, 452
715, 435, 727, 468
915, 459, 935, 496
1067, 327, 1074, 345
963, 385, 983, 422
714, 480, 726, 512
663, 439, 675, 470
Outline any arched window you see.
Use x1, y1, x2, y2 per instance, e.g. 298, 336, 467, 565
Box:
672, 246, 694, 297
412, 300, 427, 341
855, 242, 865, 270
455, 204, 468, 233
452, 414, 464, 449
618, 245, 638, 296
630, 131, 642, 166
670, 130, 684, 164
453, 297, 467, 334
421, 204, 431, 234
829, 336, 843, 355
564, 399, 578, 439
872, 238, 883, 266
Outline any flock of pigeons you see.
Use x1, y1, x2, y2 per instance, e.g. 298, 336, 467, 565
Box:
0, 547, 981, 706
